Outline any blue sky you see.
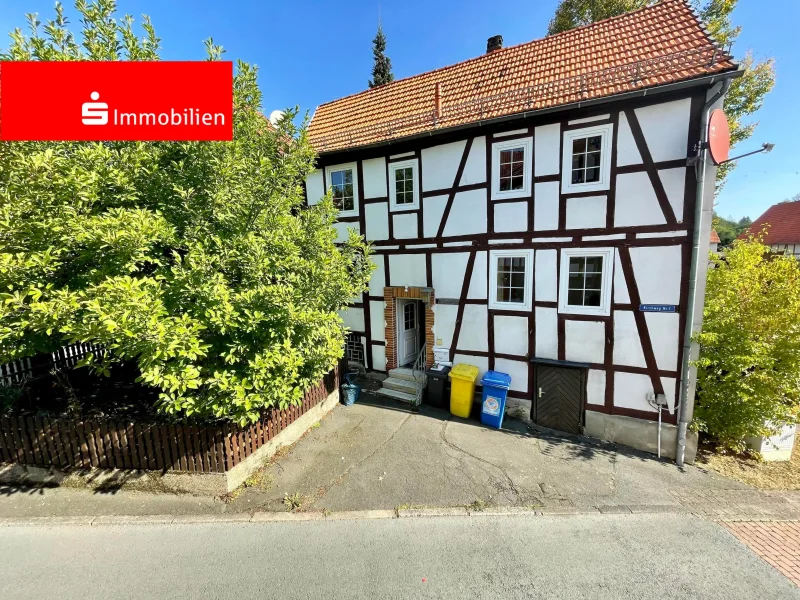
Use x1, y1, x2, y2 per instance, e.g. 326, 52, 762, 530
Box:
1, 0, 796, 221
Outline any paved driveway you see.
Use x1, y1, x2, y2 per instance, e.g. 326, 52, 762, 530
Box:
232, 393, 752, 513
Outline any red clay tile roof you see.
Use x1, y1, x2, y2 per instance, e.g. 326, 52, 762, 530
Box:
308, 0, 736, 153
710, 228, 720, 243
739, 201, 800, 244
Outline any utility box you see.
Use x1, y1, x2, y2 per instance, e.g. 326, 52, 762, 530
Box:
746, 423, 797, 461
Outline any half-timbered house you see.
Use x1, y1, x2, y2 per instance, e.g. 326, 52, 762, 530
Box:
305, 0, 740, 462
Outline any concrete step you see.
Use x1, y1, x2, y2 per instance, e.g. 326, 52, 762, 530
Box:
388, 367, 415, 382
382, 377, 418, 395
376, 387, 418, 404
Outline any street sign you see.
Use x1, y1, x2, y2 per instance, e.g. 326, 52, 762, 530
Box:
639, 304, 677, 313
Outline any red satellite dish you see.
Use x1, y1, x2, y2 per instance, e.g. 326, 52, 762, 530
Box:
708, 109, 730, 165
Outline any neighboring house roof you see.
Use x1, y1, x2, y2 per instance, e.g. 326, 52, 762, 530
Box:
739, 201, 800, 244
308, 0, 736, 153
710, 229, 720, 243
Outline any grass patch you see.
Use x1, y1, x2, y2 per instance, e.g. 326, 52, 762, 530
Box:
697, 441, 800, 490
283, 492, 306, 512
465, 499, 490, 512
395, 503, 427, 511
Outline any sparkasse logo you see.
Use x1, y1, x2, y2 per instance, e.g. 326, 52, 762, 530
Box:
81, 91, 227, 128
1, 61, 233, 142
82, 92, 108, 125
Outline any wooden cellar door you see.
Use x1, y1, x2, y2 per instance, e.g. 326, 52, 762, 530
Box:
533, 365, 584, 434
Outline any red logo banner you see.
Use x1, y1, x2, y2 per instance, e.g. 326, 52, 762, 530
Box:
0, 61, 233, 141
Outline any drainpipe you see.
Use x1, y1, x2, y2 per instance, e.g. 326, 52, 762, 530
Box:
675, 78, 731, 466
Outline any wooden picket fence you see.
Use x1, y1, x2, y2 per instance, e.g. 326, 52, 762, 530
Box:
0, 343, 103, 387
0, 367, 340, 474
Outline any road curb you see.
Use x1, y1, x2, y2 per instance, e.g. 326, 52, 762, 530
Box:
0, 504, 730, 526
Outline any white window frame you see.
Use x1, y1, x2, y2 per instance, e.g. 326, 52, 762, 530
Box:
561, 123, 613, 195
558, 247, 614, 317
388, 158, 419, 212
489, 249, 534, 312
491, 137, 533, 200
324, 162, 359, 217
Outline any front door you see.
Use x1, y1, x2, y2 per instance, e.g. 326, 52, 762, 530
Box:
397, 299, 419, 366
533, 365, 584, 434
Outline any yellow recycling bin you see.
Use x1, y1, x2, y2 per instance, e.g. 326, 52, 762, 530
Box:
448, 363, 480, 418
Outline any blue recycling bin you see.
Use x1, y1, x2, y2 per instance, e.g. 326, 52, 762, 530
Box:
480, 370, 512, 429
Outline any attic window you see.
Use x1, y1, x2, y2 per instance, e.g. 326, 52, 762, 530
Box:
324, 162, 359, 217
491, 137, 532, 200
389, 158, 420, 212
561, 124, 613, 194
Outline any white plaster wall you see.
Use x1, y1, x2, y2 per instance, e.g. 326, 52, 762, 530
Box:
433, 304, 457, 348
494, 315, 528, 356
613, 250, 630, 303
615, 172, 667, 227
564, 320, 605, 364
494, 358, 528, 393
535, 249, 557, 302
454, 353, 489, 381
443, 189, 488, 237
340, 307, 365, 332
305, 170, 324, 205
460, 136, 486, 186
587, 369, 606, 405
614, 372, 658, 413
630, 245, 682, 305
432, 252, 469, 299
423, 195, 448, 238
494, 202, 528, 233
422, 139, 467, 191
566, 195, 606, 229
334, 222, 357, 243
613, 311, 646, 367
616, 112, 642, 167
389, 254, 427, 288
368, 258, 386, 297
468, 251, 487, 299
393, 212, 418, 239
646, 312, 680, 371
372, 345, 387, 371
635, 98, 691, 163
534, 124, 561, 176
457, 304, 488, 353
658, 167, 686, 222
534, 181, 559, 230
370, 301, 385, 342
362, 157, 387, 199
534, 307, 558, 359
661, 377, 677, 413
365, 203, 389, 241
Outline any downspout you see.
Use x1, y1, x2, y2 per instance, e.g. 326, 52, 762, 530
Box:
675, 78, 731, 466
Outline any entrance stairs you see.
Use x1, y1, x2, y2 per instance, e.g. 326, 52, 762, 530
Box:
376, 367, 418, 403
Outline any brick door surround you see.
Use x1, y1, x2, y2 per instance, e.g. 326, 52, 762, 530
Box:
384, 286, 435, 371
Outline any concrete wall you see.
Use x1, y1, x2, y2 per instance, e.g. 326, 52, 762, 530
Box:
584, 411, 698, 463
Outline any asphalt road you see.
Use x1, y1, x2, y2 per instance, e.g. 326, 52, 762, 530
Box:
1, 514, 796, 599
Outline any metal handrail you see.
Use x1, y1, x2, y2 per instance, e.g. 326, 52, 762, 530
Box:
410, 341, 427, 407
313, 44, 730, 151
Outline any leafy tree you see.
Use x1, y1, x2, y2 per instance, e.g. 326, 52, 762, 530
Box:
368, 23, 394, 88
693, 234, 800, 451
713, 212, 751, 246
547, 0, 775, 192
0, 1, 373, 424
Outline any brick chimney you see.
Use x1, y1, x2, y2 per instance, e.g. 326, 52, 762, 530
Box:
486, 35, 503, 53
